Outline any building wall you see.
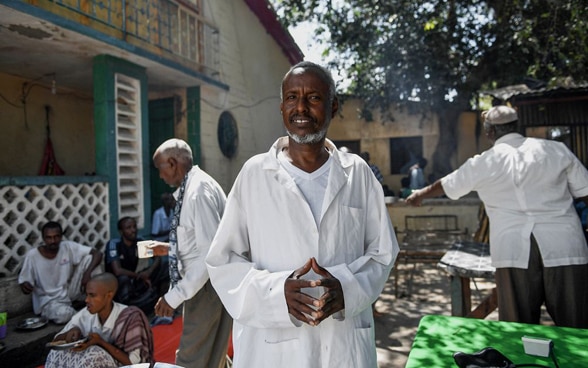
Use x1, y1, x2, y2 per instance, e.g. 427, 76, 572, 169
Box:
328, 100, 485, 194
194, 0, 293, 192
1, 1, 294, 191
327, 99, 440, 194
0, 73, 95, 176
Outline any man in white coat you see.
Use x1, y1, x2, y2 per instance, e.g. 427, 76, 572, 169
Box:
206, 61, 399, 368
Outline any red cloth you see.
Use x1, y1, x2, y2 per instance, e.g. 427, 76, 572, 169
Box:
227, 330, 233, 359
38, 137, 65, 176
152, 316, 183, 363
151, 316, 233, 362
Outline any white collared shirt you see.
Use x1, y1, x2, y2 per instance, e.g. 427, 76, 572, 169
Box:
441, 133, 588, 268
57, 302, 127, 342
165, 165, 226, 309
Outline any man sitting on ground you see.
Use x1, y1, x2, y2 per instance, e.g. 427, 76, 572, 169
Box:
19, 221, 103, 324
45, 272, 154, 368
105, 217, 168, 313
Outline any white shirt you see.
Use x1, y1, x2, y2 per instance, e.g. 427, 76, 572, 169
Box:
19, 240, 92, 313
278, 150, 332, 227
57, 302, 127, 342
55, 302, 141, 364
441, 133, 588, 268
165, 165, 226, 309
206, 137, 399, 368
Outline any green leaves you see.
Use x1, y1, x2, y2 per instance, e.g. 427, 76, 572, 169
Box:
271, 0, 587, 178
273, 0, 587, 114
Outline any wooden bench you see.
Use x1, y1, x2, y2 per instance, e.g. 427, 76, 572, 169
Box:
394, 215, 467, 297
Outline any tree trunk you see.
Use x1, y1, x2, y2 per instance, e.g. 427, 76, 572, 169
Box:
430, 107, 462, 182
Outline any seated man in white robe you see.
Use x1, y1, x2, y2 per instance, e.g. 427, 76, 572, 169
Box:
19, 221, 103, 324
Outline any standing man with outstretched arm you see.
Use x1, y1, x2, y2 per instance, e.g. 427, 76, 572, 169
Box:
206, 61, 399, 368
407, 106, 588, 328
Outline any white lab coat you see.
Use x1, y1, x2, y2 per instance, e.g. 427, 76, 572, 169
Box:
207, 137, 399, 368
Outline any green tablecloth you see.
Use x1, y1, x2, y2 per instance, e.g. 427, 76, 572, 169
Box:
406, 315, 588, 367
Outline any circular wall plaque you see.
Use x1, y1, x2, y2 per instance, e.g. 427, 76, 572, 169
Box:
217, 111, 238, 158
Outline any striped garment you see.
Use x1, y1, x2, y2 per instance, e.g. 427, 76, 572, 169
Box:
112, 306, 154, 365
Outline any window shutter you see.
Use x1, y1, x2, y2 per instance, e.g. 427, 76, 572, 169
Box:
115, 73, 144, 228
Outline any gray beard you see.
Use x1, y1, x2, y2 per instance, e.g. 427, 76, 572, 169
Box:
287, 128, 328, 145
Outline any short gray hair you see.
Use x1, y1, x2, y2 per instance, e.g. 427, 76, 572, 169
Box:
155, 138, 193, 169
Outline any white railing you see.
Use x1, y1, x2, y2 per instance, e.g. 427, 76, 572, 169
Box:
0, 180, 109, 277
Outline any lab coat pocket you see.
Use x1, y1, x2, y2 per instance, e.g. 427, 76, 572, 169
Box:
352, 326, 377, 368
263, 328, 301, 366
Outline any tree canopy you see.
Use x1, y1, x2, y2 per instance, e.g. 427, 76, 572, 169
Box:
272, 0, 588, 177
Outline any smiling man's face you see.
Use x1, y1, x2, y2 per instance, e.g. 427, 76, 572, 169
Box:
280, 67, 337, 144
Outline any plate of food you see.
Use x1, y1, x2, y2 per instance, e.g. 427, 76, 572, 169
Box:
46, 337, 88, 350
16, 316, 48, 330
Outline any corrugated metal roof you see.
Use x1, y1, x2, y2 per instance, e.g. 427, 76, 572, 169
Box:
481, 84, 588, 101
480, 84, 588, 127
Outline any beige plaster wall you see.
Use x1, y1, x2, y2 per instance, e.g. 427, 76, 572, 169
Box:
328, 99, 439, 193
0, 73, 95, 176
194, 0, 294, 192
387, 198, 481, 237
327, 101, 492, 194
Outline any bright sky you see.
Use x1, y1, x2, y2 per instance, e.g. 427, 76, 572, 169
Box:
288, 22, 349, 88
289, 22, 324, 63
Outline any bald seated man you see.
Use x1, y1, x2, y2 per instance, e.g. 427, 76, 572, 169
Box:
45, 273, 154, 368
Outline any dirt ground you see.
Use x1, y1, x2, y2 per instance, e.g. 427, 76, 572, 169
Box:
374, 261, 502, 367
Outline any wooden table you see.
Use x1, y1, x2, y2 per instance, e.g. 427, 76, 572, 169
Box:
406, 315, 588, 367
438, 241, 497, 318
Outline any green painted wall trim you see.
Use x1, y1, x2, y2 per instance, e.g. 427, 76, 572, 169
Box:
93, 54, 151, 236
187, 87, 201, 165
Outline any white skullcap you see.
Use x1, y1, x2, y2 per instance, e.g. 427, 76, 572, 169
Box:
482, 106, 518, 125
